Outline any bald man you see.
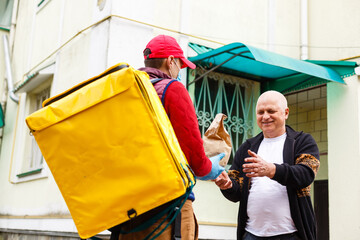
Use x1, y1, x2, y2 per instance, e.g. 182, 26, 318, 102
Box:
215, 91, 320, 240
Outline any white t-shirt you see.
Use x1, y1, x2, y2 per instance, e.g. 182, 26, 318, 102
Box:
245, 133, 297, 237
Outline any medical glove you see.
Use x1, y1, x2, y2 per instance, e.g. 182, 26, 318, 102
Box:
197, 153, 225, 181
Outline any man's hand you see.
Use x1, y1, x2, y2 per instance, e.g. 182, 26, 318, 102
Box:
242, 150, 276, 178
213, 171, 232, 190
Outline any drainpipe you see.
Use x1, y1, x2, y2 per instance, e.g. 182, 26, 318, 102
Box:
9, 0, 19, 51
300, 0, 308, 60
267, 0, 276, 52
2, 35, 19, 103
178, 0, 190, 86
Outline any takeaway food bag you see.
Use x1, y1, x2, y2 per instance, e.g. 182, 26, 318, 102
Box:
202, 113, 232, 167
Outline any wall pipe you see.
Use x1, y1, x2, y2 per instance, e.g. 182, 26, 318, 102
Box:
267, 0, 275, 52
300, 0, 309, 60
2, 35, 19, 103
9, 0, 19, 52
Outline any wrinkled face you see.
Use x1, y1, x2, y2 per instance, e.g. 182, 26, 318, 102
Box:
256, 92, 289, 138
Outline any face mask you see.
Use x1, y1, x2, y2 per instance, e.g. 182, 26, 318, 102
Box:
176, 69, 182, 81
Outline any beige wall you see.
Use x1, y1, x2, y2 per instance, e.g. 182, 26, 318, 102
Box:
112, 0, 302, 57
327, 75, 360, 240
308, 0, 360, 60
11, 0, 102, 88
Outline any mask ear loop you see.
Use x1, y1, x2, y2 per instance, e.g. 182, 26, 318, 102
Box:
174, 61, 181, 71
171, 59, 182, 80
168, 58, 176, 79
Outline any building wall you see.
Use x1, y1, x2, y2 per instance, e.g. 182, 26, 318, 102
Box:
327, 75, 360, 240
111, 0, 302, 57
308, 0, 360, 60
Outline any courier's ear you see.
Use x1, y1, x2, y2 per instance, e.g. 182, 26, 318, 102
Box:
162, 55, 175, 77
165, 55, 175, 68
159, 56, 174, 77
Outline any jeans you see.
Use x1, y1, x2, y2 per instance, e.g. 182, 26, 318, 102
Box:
243, 231, 299, 240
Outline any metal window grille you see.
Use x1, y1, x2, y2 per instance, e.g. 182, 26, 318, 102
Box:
29, 87, 50, 170
192, 69, 256, 164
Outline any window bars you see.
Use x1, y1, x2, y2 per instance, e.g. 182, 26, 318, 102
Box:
192, 69, 256, 164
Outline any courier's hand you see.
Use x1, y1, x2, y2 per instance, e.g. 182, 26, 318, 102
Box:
214, 171, 232, 190
243, 150, 276, 178
197, 153, 225, 181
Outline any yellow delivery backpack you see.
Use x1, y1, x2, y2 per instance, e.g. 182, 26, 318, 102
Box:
25, 63, 196, 239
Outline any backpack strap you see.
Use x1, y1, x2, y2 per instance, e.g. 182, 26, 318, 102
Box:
151, 78, 178, 106
173, 210, 182, 240
161, 80, 177, 106
110, 184, 194, 240
150, 78, 163, 85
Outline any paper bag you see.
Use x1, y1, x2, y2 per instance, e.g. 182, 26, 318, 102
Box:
203, 113, 232, 167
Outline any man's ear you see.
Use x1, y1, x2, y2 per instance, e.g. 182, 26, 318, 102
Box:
284, 108, 289, 119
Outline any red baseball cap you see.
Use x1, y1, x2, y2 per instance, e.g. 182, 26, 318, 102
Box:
143, 35, 196, 69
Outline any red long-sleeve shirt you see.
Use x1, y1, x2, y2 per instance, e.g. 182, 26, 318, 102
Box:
139, 67, 212, 177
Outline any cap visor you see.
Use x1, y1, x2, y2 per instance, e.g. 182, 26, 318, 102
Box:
180, 57, 196, 69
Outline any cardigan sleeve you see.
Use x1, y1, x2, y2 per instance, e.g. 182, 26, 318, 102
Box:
163, 81, 212, 177
272, 133, 320, 189
220, 141, 249, 202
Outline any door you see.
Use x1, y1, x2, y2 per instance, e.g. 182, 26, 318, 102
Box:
314, 180, 329, 240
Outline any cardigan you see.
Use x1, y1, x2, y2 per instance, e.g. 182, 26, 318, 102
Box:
221, 125, 320, 240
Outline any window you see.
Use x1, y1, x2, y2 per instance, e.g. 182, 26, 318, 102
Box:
16, 82, 52, 180
29, 87, 50, 170
0, 0, 14, 30
188, 69, 257, 164
10, 65, 54, 183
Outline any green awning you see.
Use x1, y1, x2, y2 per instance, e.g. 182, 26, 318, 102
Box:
306, 60, 358, 78
188, 42, 358, 93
